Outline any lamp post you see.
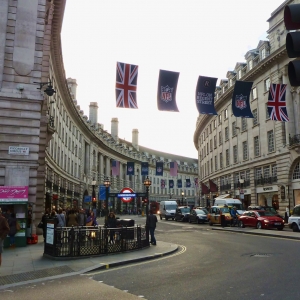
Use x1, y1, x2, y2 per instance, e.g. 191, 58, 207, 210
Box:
143, 176, 152, 218
92, 180, 96, 210
143, 176, 152, 245
181, 191, 184, 206
104, 177, 111, 220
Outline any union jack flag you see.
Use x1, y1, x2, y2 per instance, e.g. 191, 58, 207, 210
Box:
116, 62, 138, 108
267, 83, 289, 122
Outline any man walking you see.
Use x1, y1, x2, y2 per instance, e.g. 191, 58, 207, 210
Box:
147, 210, 157, 245
0, 208, 10, 267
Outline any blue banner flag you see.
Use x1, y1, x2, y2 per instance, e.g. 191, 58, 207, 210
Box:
141, 162, 149, 175
99, 185, 108, 201
157, 69, 179, 112
169, 180, 174, 188
127, 162, 135, 175
177, 179, 182, 188
195, 76, 218, 115
186, 179, 191, 188
156, 162, 163, 176
232, 81, 254, 118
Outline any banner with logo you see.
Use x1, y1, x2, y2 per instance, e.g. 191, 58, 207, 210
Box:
232, 81, 254, 118
156, 162, 163, 176
195, 76, 218, 115
126, 162, 135, 175
186, 179, 191, 188
141, 162, 149, 175
157, 69, 179, 112
169, 180, 174, 189
177, 179, 182, 188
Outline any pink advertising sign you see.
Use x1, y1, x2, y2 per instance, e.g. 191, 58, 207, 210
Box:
0, 186, 28, 202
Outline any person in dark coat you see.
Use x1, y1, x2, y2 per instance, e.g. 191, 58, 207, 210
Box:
146, 210, 158, 245
105, 212, 117, 243
41, 208, 50, 242
8, 213, 17, 248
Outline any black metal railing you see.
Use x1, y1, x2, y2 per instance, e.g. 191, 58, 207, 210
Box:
255, 176, 277, 185
233, 179, 251, 189
44, 225, 148, 258
220, 183, 231, 191
289, 134, 300, 146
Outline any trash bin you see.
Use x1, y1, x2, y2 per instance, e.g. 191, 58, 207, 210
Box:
118, 219, 135, 239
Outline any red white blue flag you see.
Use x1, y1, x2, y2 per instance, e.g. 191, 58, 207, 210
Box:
170, 161, 178, 176
194, 178, 199, 188
116, 62, 138, 109
112, 160, 120, 176
267, 83, 289, 122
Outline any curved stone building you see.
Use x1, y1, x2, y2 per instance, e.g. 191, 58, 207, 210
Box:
194, 0, 300, 214
0, 0, 198, 234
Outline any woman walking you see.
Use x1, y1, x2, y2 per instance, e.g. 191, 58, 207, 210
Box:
8, 212, 17, 248
105, 212, 117, 244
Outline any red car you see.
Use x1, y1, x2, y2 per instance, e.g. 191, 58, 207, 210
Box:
238, 210, 285, 230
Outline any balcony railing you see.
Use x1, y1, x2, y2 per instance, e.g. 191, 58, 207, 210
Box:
233, 179, 251, 189
289, 134, 300, 147
255, 176, 277, 185
220, 183, 231, 191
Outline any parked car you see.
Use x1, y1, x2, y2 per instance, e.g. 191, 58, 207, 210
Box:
189, 209, 208, 224
238, 210, 285, 230
247, 206, 284, 219
288, 204, 300, 232
195, 207, 209, 214
174, 206, 191, 222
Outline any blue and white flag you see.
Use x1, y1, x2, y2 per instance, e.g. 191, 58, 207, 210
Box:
232, 81, 254, 118
156, 162, 163, 176
141, 162, 149, 175
127, 162, 135, 175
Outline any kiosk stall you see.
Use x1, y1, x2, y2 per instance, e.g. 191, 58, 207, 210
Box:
0, 186, 29, 247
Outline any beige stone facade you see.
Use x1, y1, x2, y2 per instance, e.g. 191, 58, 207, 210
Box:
194, 0, 300, 214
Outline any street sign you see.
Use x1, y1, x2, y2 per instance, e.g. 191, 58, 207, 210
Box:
119, 187, 134, 203
84, 195, 91, 203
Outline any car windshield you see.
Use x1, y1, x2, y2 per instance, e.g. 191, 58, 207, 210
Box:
220, 207, 230, 213
166, 205, 177, 210
228, 203, 243, 210
195, 209, 206, 215
256, 211, 275, 217
180, 208, 190, 213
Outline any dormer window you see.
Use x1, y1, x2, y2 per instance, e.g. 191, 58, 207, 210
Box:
248, 60, 253, 71
261, 48, 266, 60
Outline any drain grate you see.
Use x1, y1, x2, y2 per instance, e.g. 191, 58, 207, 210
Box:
0, 266, 74, 286
250, 253, 272, 258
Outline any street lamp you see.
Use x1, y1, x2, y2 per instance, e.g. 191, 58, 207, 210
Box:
92, 180, 96, 210
104, 177, 111, 219
143, 176, 152, 218
181, 191, 184, 206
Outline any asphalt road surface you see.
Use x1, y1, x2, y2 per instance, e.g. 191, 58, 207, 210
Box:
1, 217, 299, 300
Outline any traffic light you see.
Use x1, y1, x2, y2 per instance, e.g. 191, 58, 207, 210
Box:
284, 4, 300, 86
92, 197, 96, 202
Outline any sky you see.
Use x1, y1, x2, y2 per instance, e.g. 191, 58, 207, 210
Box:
61, 0, 285, 159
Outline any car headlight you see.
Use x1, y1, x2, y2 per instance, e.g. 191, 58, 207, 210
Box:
264, 219, 269, 223
157, 211, 160, 214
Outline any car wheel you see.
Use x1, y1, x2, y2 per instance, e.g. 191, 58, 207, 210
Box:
160, 215, 162, 220
172, 218, 174, 221
256, 221, 262, 229
189, 218, 191, 223
292, 223, 299, 232
166, 217, 168, 221
238, 221, 245, 228
175, 218, 177, 222
197, 219, 200, 224
277, 227, 284, 231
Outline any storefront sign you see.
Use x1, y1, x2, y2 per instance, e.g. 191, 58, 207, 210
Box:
8, 146, 29, 155
0, 186, 28, 202
46, 223, 54, 245
256, 186, 278, 193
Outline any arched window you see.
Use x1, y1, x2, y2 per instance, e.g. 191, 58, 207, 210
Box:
293, 162, 300, 180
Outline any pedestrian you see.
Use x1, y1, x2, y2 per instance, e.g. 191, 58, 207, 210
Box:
86, 210, 97, 226
0, 207, 10, 267
285, 205, 290, 223
146, 209, 158, 245
8, 212, 17, 248
67, 209, 78, 227
41, 208, 50, 242
77, 208, 87, 226
57, 209, 66, 227
105, 212, 117, 244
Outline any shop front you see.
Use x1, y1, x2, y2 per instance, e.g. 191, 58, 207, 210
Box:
256, 186, 279, 209
234, 188, 251, 209
0, 186, 29, 247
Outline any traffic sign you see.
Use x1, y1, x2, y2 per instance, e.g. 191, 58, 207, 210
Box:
119, 187, 134, 203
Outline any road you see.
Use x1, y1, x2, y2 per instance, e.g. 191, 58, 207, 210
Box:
1, 216, 300, 300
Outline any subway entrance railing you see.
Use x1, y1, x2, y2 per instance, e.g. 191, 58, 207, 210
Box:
44, 220, 149, 258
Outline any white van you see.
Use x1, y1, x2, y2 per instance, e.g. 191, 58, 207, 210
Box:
213, 197, 244, 214
158, 200, 178, 221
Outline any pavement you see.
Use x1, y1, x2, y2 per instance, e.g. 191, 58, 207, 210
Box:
1, 222, 300, 290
